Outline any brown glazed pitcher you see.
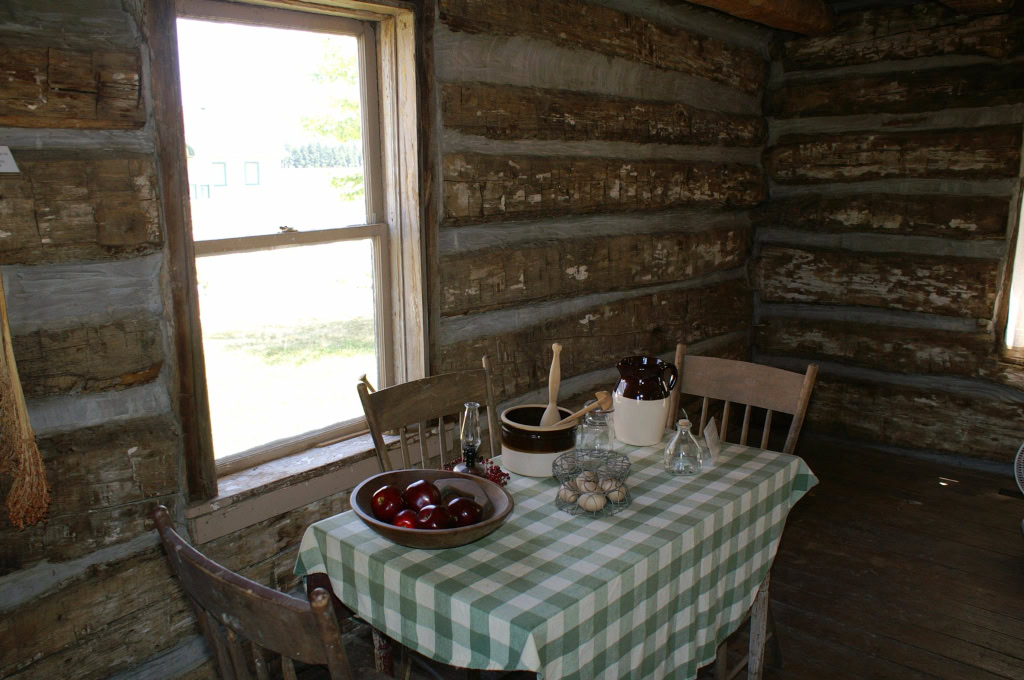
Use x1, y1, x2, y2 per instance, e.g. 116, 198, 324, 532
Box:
612, 356, 678, 446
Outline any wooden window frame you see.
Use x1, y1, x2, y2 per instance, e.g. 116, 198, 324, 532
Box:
150, 0, 426, 501
997, 178, 1024, 363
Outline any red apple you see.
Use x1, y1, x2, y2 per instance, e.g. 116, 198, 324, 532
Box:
415, 504, 454, 530
447, 496, 483, 527
371, 484, 406, 523
393, 508, 418, 528
405, 479, 441, 512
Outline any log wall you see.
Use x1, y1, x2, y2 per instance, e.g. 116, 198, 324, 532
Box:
757, 1, 1024, 463
433, 0, 771, 404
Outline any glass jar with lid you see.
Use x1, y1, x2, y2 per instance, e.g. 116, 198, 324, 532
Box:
576, 398, 614, 453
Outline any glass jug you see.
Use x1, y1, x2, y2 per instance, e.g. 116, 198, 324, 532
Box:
664, 419, 702, 476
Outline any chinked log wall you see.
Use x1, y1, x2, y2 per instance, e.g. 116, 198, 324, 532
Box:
757, 2, 1024, 463
433, 0, 773, 405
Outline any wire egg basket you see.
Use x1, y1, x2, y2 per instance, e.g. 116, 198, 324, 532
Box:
552, 449, 631, 517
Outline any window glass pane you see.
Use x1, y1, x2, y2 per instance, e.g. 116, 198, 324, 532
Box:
197, 240, 379, 458
1006, 196, 1024, 348
177, 19, 367, 238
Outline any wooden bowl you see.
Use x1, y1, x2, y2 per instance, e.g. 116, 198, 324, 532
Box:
351, 469, 514, 549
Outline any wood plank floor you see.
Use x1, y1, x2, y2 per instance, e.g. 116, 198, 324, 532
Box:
708, 441, 1024, 680
322, 442, 1024, 679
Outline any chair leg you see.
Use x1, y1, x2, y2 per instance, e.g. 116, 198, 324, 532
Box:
747, 573, 771, 680
372, 628, 395, 677
767, 601, 783, 669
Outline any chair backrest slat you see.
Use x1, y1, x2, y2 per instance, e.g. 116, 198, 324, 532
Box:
398, 426, 411, 469
200, 607, 236, 679
282, 657, 298, 680
153, 506, 354, 680
359, 357, 502, 472
761, 410, 774, 449
226, 628, 254, 680
252, 643, 271, 680
740, 404, 752, 446
667, 345, 818, 455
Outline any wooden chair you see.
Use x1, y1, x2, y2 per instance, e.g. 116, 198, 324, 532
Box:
665, 344, 817, 680
153, 505, 372, 680
666, 344, 818, 455
358, 355, 501, 473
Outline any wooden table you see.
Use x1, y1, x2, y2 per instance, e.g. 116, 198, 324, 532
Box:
296, 438, 817, 679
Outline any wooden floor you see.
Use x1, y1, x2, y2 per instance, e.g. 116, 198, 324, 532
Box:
328, 443, 1024, 680
726, 442, 1024, 680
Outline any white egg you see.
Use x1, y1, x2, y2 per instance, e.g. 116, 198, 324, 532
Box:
605, 483, 627, 503
577, 492, 607, 512
576, 471, 599, 493
558, 485, 578, 504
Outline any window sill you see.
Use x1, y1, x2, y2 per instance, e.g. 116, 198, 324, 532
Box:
185, 432, 391, 544
998, 346, 1024, 367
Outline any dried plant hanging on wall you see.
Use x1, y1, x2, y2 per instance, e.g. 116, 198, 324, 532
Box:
0, 274, 49, 529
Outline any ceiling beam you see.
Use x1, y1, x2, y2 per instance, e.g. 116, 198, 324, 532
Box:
681, 0, 835, 35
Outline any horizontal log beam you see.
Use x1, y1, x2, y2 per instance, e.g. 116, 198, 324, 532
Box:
753, 194, 1009, 240
441, 224, 750, 315
807, 375, 1023, 463
444, 153, 764, 224
684, 0, 834, 36
12, 316, 163, 398
438, 0, 765, 95
782, 5, 1023, 71
757, 245, 999, 318
767, 126, 1022, 184
441, 82, 764, 146
0, 46, 144, 129
768, 63, 1024, 118
756, 318, 993, 377
0, 153, 162, 265
439, 278, 750, 400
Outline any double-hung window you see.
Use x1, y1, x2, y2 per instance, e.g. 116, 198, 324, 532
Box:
170, 0, 423, 481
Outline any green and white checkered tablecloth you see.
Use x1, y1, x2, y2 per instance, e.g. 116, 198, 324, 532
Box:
295, 440, 817, 679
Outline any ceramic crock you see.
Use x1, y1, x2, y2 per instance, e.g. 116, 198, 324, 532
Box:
500, 404, 577, 477
612, 355, 678, 446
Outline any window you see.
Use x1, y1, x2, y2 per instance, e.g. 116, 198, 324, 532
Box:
212, 161, 227, 186
162, 0, 426, 489
244, 161, 259, 185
